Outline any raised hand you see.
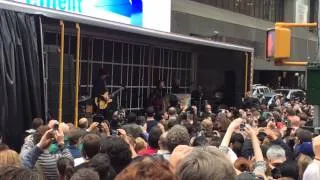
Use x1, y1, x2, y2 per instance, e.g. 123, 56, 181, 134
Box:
87, 122, 99, 132
100, 122, 110, 136
54, 128, 65, 145
38, 129, 54, 150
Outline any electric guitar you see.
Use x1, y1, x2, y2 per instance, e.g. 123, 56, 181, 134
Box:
94, 86, 126, 110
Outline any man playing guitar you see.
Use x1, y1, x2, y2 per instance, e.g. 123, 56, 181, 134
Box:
92, 68, 112, 119
92, 68, 125, 120
95, 91, 112, 110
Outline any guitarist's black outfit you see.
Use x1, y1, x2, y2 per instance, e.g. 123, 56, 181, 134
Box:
92, 77, 115, 121
92, 78, 107, 100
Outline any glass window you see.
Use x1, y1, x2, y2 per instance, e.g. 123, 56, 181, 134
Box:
239, 0, 246, 15
191, 0, 284, 22
216, 0, 223, 8
253, 89, 257, 95
254, 0, 260, 18
310, 0, 318, 23
222, 0, 230, 10
262, 88, 268, 94
211, 0, 217, 6
267, 88, 271, 93
246, 0, 254, 17
263, 88, 268, 94
234, 0, 240, 13
292, 91, 305, 99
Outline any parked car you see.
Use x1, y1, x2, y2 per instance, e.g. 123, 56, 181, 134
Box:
274, 89, 306, 101
252, 84, 273, 97
262, 93, 282, 108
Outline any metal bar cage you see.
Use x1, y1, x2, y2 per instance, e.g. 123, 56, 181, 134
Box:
44, 30, 193, 111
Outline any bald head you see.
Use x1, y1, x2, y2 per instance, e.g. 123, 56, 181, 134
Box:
168, 107, 177, 116
48, 120, 58, 129
205, 104, 212, 113
288, 116, 300, 128
79, 118, 89, 129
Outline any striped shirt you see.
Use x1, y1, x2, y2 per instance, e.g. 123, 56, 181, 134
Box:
21, 143, 73, 180
36, 148, 73, 180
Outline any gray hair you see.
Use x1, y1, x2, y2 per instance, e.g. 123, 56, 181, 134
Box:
121, 124, 143, 139
168, 116, 177, 121
166, 125, 190, 153
176, 146, 236, 180
70, 168, 99, 180
266, 145, 286, 162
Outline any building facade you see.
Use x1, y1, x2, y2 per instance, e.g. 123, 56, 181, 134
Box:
171, 0, 318, 89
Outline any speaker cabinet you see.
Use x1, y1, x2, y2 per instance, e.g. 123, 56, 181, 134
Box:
44, 45, 75, 122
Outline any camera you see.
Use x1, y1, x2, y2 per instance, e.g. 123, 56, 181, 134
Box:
240, 123, 245, 131
284, 119, 291, 128
257, 132, 267, 142
53, 123, 59, 131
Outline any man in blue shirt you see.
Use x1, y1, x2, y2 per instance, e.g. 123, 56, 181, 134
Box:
67, 128, 83, 159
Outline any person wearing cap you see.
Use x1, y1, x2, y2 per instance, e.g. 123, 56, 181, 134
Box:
294, 129, 313, 157
298, 142, 314, 158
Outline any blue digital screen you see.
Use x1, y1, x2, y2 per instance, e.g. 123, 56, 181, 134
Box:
14, 0, 171, 32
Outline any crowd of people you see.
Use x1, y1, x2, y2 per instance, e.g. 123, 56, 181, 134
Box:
0, 92, 319, 180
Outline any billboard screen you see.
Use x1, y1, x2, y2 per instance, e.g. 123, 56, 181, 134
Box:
13, 0, 171, 32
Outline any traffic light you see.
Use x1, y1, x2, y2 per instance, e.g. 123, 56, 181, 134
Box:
266, 27, 291, 59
